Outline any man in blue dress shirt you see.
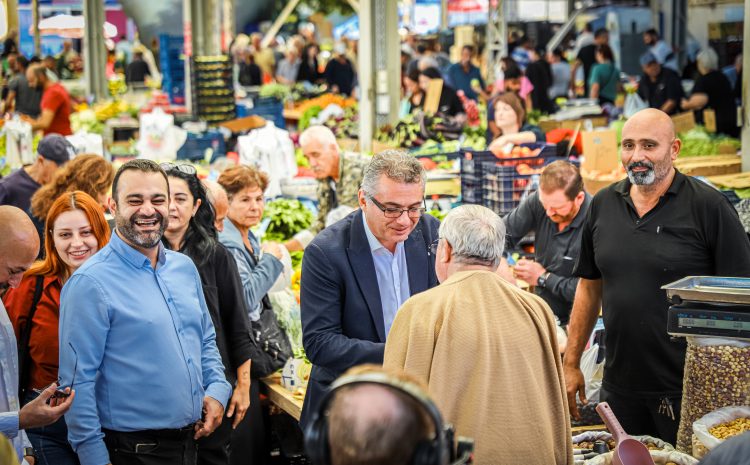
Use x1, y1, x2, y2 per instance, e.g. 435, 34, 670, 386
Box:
58, 160, 231, 465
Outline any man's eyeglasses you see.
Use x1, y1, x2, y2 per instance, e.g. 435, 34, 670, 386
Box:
368, 196, 427, 219
160, 162, 197, 176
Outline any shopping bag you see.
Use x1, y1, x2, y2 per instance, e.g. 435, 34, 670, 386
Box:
623, 92, 648, 118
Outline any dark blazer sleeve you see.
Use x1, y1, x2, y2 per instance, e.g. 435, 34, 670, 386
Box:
214, 244, 255, 372
300, 241, 385, 373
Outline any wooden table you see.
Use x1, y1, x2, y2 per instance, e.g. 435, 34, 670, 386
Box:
261, 376, 304, 421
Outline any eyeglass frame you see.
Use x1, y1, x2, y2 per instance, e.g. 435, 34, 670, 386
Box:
367, 196, 427, 219
159, 162, 197, 176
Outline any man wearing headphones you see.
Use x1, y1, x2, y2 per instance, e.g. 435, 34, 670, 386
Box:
304, 365, 472, 465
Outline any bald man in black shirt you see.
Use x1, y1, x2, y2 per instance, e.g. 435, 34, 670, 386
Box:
563, 109, 750, 445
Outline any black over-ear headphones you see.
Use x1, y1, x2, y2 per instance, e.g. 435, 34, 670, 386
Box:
304, 372, 473, 465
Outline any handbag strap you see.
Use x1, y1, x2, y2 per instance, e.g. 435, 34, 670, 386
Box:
17, 275, 44, 396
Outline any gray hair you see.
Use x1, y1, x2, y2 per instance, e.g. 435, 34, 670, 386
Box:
299, 125, 337, 148
697, 47, 719, 72
361, 150, 426, 197
417, 56, 440, 72
439, 205, 505, 267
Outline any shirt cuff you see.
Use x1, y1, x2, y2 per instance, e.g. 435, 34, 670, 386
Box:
77, 439, 111, 465
205, 380, 232, 409
0, 411, 19, 439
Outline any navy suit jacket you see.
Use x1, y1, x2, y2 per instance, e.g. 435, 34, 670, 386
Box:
299, 209, 440, 427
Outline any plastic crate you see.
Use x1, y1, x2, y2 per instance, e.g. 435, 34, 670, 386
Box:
236, 97, 285, 129
460, 147, 564, 215
177, 131, 226, 161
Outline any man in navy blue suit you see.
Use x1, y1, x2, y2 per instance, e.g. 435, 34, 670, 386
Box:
300, 150, 440, 428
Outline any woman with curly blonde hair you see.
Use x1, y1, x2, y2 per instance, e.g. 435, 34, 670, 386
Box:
29, 154, 114, 256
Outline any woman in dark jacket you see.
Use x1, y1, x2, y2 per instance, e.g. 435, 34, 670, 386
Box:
297, 43, 322, 84
160, 163, 255, 465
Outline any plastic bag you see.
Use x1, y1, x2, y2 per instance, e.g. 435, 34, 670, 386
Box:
623, 92, 647, 118
268, 245, 293, 293
584, 450, 697, 465
136, 108, 186, 160
581, 343, 605, 402
3, 119, 34, 169
691, 406, 750, 459
66, 132, 104, 156
676, 337, 750, 452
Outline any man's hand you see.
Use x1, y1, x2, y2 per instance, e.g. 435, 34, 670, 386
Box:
19, 384, 75, 430
563, 363, 587, 421
513, 259, 546, 286
194, 397, 224, 440
24, 456, 34, 465
227, 382, 251, 429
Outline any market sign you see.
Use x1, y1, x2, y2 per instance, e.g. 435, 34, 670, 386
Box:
448, 0, 488, 13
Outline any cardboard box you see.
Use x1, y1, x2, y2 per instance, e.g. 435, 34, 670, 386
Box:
580, 129, 625, 195
218, 115, 267, 134
538, 116, 609, 134
674, 155, 741, 177
671, 111, 696, 134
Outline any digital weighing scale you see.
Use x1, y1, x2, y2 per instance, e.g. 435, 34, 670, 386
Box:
662, 277, 750, 341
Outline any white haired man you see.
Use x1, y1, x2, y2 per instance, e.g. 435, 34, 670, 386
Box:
284, 125, 370, 251
384, 204, 573, 465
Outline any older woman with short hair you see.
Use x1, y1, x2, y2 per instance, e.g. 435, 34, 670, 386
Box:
681, 47, 739, 137
384, 204, 573, 465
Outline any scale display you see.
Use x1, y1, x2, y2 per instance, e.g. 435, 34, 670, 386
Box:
668, 305, 750, 340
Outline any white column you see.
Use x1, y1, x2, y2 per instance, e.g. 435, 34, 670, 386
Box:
358, 0, 400, 153
83, 0, 107, 101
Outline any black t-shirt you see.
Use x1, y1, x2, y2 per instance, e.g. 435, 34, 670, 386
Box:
0, 168, 41, 212
125, 59, 150, 84
324, 58, 356, 96
692, 70, 739, 138
577, 44, 597, 95
637, 68, 683, 115
574, 171, 750, 396
239, 62, 262, 86
526, 60, 555, 113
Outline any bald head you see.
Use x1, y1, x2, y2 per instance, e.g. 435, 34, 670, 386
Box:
620, 108, 680, 188
328, 384, 432, 465
203, 180, 229, 232
623, 108, 676, 141
0, 206, 40, 287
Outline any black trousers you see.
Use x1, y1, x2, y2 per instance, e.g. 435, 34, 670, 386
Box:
197, 410, 232, 465
601, 389, 682, 446
230, 379, 269, 465
103, 424, 197, 465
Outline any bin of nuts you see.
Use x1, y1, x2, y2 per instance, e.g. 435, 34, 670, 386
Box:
584, 450, 698, 465
675, 337, 750, 453
691, 406, 750, 459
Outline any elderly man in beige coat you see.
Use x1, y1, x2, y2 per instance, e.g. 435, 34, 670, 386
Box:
384, 204, 573, 465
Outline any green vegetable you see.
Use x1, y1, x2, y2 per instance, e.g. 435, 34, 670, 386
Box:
263, 198, 314, 242
299, 105, 322, 131
295, 148, 309, 168
678, 126, 741, 157
259, 83, 291, 100
427, 209, 447, 221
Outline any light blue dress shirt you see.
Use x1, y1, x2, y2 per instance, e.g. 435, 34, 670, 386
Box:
0, 300, 31, 463
362, 214, 411, 337
58, 232, 231, 465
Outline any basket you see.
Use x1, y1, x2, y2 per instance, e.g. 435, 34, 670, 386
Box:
237, 97, 285, 129
177, 131, 226, 161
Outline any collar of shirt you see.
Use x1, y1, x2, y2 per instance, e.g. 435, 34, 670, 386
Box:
614, 169, 685, 198
567, 193, 593, 230
362, 212, 404, 256
110, 229, 166, 269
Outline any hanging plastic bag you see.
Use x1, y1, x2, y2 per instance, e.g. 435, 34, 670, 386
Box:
691, 405, 750, 459
623, 92, 648, 118
581, 343, 605, 402
3, 119, 34, 169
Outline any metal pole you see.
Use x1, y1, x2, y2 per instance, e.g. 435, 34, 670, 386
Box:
261, 0, 302, 49
6, 0, 19, 44
359, 0, 375, 152
32, 0, 40, 57
741, 0, 750, 171
222, 0, 234, 52
441, 0, 448, 32
83, 0, 107, 101
485, 0, 507, 84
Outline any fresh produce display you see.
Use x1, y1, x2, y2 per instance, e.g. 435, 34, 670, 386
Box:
259, 82, 291, 101
262, 198, 314, 243
676, 340, 750, 452
290, 83, 328, 103
294, 93, 356, 113
71, 109, 105, 134
678, 127, 741, 157
322, 104, 358, 139
709, 418, 750, 440
298, 105, 322, 131
377, 113, 462, 149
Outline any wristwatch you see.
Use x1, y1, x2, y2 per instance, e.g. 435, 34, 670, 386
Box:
23, 447, 35, 460
537, 272, 551, 288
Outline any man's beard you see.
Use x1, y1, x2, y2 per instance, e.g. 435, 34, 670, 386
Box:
116, 212, 167, 249
626, 158, 671, 187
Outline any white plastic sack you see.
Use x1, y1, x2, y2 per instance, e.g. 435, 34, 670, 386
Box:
623, 92, 648, 118
66, 132, 104, 156
268, 245, 293, 293
136, 108, 186, 160
693, 406, 750, 451
581, 343, 605, 402
237, 123, 297, 198
3, 119, 34, 169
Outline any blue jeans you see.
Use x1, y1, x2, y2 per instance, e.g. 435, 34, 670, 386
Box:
23, 391, 80, 465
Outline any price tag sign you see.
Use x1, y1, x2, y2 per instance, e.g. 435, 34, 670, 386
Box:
672, 111, 696, 134
424, 79, 444, 115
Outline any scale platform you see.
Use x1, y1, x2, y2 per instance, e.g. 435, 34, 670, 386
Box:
663, 277, 750, 340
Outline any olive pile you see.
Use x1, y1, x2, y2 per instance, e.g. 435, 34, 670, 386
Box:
572, 402, 603, 427
676, 342, 750, 452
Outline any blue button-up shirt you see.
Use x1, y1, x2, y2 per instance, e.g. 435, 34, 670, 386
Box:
362, 214, 410, 337
59, 232, 231, 465
0, 300, 31, 463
